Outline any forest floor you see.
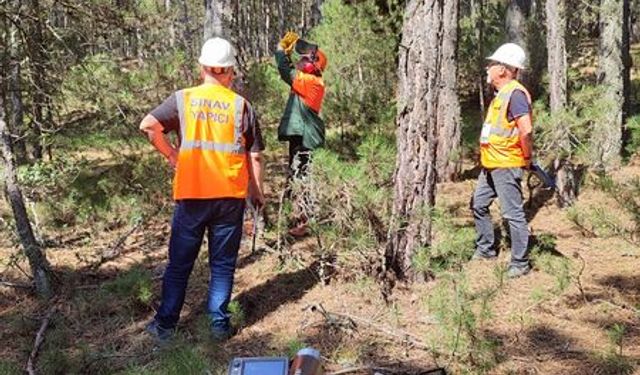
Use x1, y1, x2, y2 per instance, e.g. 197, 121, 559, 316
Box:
1, 152, 640, 375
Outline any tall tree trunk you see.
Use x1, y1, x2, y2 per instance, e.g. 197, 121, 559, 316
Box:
388, 0, 453, 281
621, 0, 632, 151
7, 1, 28, 165
28, 0, 45, 160
166, 0, 176, 48
505, 0, 545, 96
594, 0, 630, 169
0, 95, 53, 299
311, 0, 323, 26
204, 0, 229, 39
471, 0, 486, 119
436, 0, 462, 182
179, 0, 194, 56
506, 0, 530, 48
546, 0, 576, 207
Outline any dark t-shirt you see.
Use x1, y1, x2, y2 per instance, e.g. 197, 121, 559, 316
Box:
507, 89, 531, 122
150, 92, 265, 152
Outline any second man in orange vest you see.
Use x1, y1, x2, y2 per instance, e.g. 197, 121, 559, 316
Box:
471, 43, 534, 279
140, 37, 265, 342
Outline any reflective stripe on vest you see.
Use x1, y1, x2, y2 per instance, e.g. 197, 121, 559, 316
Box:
172, 84, 249, 200
479, 80, 531, 169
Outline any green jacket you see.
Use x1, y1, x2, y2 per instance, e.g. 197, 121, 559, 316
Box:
275, 50, 325, 150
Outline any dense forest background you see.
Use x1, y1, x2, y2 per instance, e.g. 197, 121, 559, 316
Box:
1, 0, 640, 374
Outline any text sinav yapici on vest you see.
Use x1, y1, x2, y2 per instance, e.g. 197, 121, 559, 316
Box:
190, 98, 232, 123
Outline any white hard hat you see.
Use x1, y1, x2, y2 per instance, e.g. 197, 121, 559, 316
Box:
487, 43, 526, 70
198, 37, 236, 68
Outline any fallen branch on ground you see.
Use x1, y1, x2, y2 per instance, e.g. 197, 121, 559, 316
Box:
307, 304, 437, 353
90, 205, 165, 269
592, 298, 640, 315
327, 365, 446, 375
90, 220, 145, 269
26, 305, 56, 375
326, 365, 403, 375
0, 278, 33, 290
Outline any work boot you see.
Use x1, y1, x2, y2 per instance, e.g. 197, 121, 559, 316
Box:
211, 326, 237, 343
507, 264, 532, 279
471, 251, 497, 261
145, 320, 174, 344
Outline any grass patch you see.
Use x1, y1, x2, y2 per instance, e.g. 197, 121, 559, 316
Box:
104, 267, 154, 306
0, 361, 21, 375
412, 209, 476, 275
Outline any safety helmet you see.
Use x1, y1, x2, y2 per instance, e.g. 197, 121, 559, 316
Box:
314, 49, 327, 72
294, 39, 327, 76
487, 43, 526, 70
198, 37, 236, 68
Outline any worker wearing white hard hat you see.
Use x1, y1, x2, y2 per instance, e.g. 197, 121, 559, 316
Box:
471, 42, 534, 279
139, 37, 265, 343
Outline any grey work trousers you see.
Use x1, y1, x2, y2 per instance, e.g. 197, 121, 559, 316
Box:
471, 167, 530, 267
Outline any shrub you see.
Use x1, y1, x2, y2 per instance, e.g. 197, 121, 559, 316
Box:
412, 209, 476, 275
104, 267, 153, 305
308, 0, 397, 131
302, 134, 395, 279
426, 272, 500, 371
157, 346, 210, 375
244, 62, 290, 127
17, 153, 171, 229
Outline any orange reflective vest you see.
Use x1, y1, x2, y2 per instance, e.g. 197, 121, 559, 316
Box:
173, 83, 249, 200
292, 71, 325, 113
479, 80, 532, 169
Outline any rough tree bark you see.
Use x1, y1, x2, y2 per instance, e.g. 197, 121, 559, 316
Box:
505, 0, 545, 96
0, 95, 53, 299
27, 0, 46, 160
7, 0, 28, 165
594, 0, 630, 169
165, 0, 175, 48
204, 0, 231, 40
436, 0, 462, 182
388, 0, 456, 281
546, 0, 576, 207
471, 0, 486, 118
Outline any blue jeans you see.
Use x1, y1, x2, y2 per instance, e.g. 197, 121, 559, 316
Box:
154, 198, 244, 334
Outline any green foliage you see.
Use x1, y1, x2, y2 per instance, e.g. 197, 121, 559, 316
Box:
305, 134, 395, 278
412, 209, 476, 275
285, 338, 306, 358
534, 85, 614, 167
0, 361, 21, 375
17, 153, 170, 229
529, 234, 573, 294
625, 115, 640, 158
567, 175, 640, 243
58, 50, 191, 143
308, 0, 397, 131
227, 300, 245, 328
157, 346, 210, 375
592, 351, 635, 375
104, 267, 153, 305
607, 323, 626, 355
539, 254, 571, 294
458, 0, 508, 99
245, 62, 290, 127
426, 272, 499, 371
39, 347, 73, 375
